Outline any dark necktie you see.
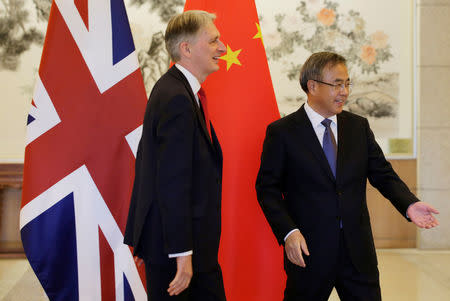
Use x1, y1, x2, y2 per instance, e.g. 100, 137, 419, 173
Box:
198, 88, 211, 140
321, 118, 337, 177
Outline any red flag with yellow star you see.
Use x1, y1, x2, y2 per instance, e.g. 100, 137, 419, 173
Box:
184, 1, 285, 300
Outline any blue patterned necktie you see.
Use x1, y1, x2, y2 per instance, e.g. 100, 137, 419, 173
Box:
321, 118, 337, 177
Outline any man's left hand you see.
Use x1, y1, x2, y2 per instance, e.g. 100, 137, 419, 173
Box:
167, 255, 193, 296
407, 201, 439, 229
134, 256, 144, 267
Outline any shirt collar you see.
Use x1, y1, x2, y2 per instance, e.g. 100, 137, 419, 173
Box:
304, 101, 337, 128
175, 63, 201, 95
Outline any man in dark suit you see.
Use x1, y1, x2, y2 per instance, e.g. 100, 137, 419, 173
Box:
124, 10, 226, 301
256, 52, 439, 301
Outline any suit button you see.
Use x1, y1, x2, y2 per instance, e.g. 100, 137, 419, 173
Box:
337, 191, 343, 196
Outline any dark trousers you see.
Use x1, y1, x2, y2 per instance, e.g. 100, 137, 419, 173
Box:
145, 260, 226, 301
284, 231, 381, 301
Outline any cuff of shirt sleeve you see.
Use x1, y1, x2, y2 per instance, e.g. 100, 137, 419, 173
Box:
168, 250, 193, 258
406, 202, 415, 220
284, 229, 300, 242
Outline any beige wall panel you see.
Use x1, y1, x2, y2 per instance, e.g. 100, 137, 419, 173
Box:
418, 0, 450, 5
417, 1, 450, 249
418, 128, 450, 190
419, 67, 450, 128
419, 6, 450, 66
367, 160, 417, 248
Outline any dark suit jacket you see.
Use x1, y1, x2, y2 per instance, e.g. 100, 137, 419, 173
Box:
124, 66, 223, 273
256, 105, 419, 275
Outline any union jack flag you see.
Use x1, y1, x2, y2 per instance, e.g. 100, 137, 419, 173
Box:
20, 0, 147, 299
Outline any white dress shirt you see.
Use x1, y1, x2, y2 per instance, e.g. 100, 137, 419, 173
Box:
175, 63, 201, 106
303, 101, 338, 146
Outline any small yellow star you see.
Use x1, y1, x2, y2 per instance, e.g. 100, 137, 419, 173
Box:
253, 23, 264, 46
220, 45, 242, 71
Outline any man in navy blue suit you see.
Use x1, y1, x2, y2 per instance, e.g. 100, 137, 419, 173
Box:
124, 10, 226, 301
256, 52, 439, 301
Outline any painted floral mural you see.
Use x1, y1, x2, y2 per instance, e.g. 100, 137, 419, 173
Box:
264, 0, 398, 119
0, 0, 45, 71
1, 0, 414, 156
130, 0, 184, 92
0, 0, 183, 94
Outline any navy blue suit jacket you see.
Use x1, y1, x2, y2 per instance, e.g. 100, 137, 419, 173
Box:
124, 66, 223, 273
256, 105, 419, 275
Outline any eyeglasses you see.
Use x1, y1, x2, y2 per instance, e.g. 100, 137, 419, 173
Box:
312, 79, 353, 93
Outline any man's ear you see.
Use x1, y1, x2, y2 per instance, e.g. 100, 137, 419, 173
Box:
307, 80, 316, 95
179, 41, 191, 58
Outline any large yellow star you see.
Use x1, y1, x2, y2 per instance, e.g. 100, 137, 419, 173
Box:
253, 23, 264, 46
220, 45, 242, 71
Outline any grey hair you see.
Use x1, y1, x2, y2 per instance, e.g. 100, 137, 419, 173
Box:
165, 10, 217, 62
299, 52, 347, 94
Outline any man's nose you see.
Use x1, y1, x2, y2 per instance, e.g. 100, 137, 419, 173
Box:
218, 40, 226, 53
340, 86, 349, 96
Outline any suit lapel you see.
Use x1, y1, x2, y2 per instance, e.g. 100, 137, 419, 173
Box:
294, 105, 336, 182
336, 112, 352, 183
168, 66, 216, 151
210, 124, 223, 167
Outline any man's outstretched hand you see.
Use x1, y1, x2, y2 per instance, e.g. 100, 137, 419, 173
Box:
407, 201, 439, 229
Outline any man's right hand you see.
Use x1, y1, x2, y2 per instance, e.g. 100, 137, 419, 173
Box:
134, 256, 144, 267
285, 230, 310, 267
167, 255, 193, 296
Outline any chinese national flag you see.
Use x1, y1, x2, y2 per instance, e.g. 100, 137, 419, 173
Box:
184, 1, 285, 300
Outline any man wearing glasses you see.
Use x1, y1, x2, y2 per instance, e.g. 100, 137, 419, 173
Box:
256, 52, 439, 300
